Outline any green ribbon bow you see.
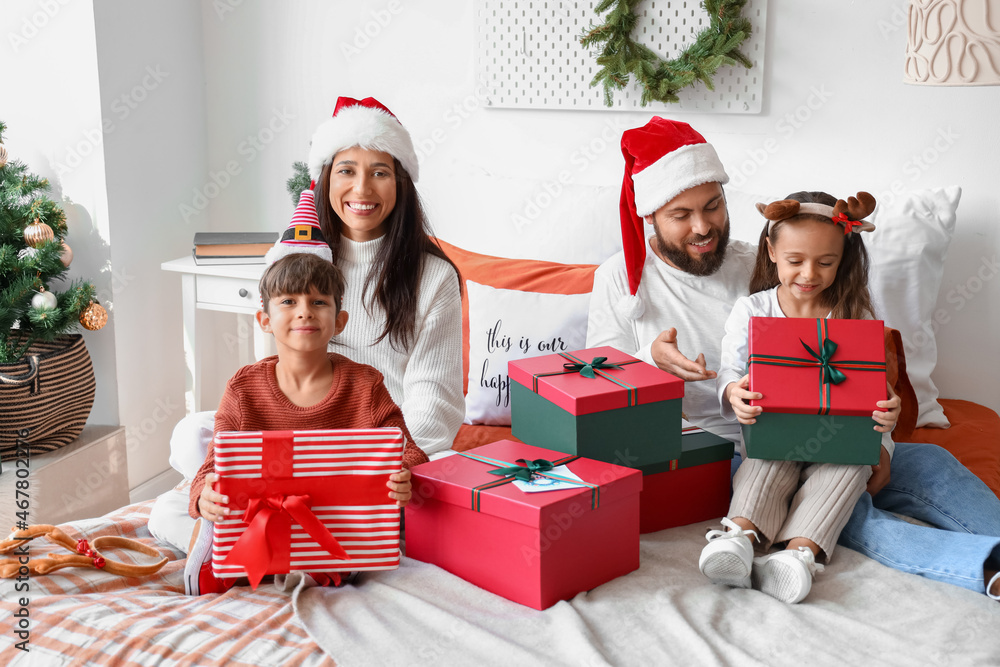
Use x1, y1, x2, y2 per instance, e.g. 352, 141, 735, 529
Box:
487, 458, 555, 482
799, 337, 847, 385
561, 356, 623, 379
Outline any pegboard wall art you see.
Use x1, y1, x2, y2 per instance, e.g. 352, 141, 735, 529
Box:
476, 0, 768, 113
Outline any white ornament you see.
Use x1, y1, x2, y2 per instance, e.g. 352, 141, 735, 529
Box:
18, 247, 39, 261
31, 290, 57, 310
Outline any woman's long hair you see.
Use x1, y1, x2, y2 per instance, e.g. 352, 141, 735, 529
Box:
315, 157, 460, 350
748, 191, 875, 320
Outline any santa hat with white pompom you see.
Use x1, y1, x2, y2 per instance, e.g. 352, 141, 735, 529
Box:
617, 118, 729, 319
307, 96, 419, 182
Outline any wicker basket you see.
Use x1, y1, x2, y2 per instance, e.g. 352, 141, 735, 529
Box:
0, 334, 96, 461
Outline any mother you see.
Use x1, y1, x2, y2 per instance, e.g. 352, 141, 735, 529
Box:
302, 95, 464, 457
150, 97, 464, 560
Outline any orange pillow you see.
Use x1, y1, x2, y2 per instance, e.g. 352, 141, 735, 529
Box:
432, 238, 598, 395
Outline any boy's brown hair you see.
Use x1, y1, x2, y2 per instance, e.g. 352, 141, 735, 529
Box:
259, 253, 346, 314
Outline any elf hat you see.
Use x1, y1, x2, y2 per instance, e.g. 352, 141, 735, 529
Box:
264, 182, 334, 265
617, 118, 729, 318
307, 96, 419, 182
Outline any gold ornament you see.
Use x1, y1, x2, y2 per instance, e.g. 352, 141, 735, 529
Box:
24, 218, 55, 248
80, 301, 108, 331
60, 241, 74, 267
0, 144, 7, 168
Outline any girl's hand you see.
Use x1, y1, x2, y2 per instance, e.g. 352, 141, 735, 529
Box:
726, 375, 762, 425
387, 468, 413, 508
198, 473, 229, 523
873, 383, 901, 433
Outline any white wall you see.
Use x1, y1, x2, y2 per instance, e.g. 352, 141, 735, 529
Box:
92, 0, 208, 488
1, 0, 119, 424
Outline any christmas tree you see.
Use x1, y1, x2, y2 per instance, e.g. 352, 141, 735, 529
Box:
0, 120, 106, 364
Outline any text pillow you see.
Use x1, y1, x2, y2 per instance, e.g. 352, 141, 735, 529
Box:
464, 281, 590, 425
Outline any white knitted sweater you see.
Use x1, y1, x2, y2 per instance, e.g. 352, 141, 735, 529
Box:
334, 235, 465, 456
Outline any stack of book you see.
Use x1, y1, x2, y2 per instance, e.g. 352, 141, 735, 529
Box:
192, 232, 279, 265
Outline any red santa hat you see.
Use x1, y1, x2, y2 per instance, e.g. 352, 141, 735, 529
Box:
307, 96, 419, 182
617, 118, 729, 318
264, 182, 334, 265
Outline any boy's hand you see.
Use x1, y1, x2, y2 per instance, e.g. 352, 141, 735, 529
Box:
873, 383, 901, 433
727, 375, 762, 425
198, 473, 229, 523
387, 468, 413, 508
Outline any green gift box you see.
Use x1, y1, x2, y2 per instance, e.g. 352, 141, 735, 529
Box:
741, 317, 887, 465
509, 346, 684, 467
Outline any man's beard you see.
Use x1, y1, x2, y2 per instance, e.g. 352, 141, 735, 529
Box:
653, 219, 731, 277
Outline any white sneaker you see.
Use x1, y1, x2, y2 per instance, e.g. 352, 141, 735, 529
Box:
987, 571, 1000, 601
752, 546, 824, 604
699, 517, 758, 589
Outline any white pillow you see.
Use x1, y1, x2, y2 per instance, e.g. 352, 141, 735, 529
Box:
867, 186, 962, 428
464, 281, 590, 425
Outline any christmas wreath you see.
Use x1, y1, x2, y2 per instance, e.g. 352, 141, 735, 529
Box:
581, 0, 753, 106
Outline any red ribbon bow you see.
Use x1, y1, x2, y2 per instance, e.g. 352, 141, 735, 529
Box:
76, 539, 106, 568
222, 493, 350, 589
831, 212, 862, 235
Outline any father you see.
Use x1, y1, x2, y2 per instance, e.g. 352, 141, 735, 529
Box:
586, 117, 1000, 599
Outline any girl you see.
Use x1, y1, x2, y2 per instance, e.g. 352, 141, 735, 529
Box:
699, 190, 901, 604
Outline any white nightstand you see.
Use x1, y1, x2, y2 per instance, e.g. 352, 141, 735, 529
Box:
161, 256, 272, 413
0, 425, 129, 527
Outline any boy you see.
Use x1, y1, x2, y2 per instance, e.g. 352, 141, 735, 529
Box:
185, 252, 427, 594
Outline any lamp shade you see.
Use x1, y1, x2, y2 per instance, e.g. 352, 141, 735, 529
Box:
904, 0, 1000, 85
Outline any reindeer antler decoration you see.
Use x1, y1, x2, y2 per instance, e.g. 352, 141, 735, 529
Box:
0, 524, 168, 578
756, 192, 877, 236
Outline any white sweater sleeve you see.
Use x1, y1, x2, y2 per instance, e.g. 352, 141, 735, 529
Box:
716, 297, 753, 423
586, 260, 654, 365
400, 267, 465, 457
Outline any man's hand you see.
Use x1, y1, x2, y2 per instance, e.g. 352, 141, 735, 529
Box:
725, 375, 762, 424
867, 445, 891, 496
198, 473, 229, 523
650, 327, 717, 381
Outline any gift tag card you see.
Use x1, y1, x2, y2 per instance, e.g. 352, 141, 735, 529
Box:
512, 465, 585, 493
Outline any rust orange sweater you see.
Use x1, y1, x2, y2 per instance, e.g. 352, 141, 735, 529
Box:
189, 353, 428, 518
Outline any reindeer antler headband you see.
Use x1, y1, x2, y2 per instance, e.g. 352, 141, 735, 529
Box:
756, 192, 877, 236
0, 524, 167, 578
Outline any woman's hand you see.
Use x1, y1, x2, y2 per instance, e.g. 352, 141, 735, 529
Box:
387, 468, 413, 508
651, 328, 717, 382
198, 473, 229, 523
726, 375, 762, 425
873, 382, 901, 433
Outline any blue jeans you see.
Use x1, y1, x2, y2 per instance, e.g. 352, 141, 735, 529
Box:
731, 442, 1000, 595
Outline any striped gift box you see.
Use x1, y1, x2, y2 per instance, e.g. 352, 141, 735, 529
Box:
212, 428, 404, 583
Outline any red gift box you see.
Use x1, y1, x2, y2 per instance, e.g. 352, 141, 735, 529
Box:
744, 317, 887, 464
638, 424, 734, 533
405, 439, 642, 610
508, 346, 682, 414
212, 429, 404, 587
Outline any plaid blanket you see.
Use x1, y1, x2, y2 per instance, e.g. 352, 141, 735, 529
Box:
0, 502, 332, 666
